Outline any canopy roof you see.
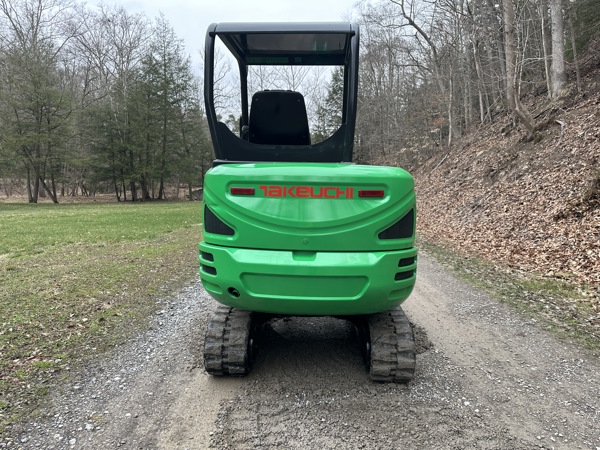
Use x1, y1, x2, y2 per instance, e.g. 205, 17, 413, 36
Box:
207, 22, 357, 65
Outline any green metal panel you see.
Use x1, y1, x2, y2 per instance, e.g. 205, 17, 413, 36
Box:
202, 163, 416, 252
199, 243, 417, 316
199, 162, 417, 316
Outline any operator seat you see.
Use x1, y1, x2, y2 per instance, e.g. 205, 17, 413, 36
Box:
249, 90, 310, 145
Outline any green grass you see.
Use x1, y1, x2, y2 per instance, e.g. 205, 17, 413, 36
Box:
418, 237, 600, 351
0, 201, 203, 434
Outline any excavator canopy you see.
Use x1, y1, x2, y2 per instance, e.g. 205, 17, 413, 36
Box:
203, 22, 360, 162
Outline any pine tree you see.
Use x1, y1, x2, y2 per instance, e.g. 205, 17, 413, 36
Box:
313, 67, 344, 143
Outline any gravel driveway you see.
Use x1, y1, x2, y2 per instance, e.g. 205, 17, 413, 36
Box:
7, 253, 600, 449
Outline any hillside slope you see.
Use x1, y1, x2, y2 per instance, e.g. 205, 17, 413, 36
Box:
411, 53, 599, 300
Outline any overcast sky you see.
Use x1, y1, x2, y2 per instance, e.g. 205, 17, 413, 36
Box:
101, 0, 359, 71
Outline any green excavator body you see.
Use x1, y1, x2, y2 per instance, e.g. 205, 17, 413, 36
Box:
200, 162, 416, 315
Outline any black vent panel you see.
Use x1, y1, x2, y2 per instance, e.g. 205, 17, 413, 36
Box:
201, 251, 214, 262
204, 205, 234, 236
398, 257, 415, 267
394, 271, 414, 281
379, 209, 414, 240
202, 265, 217, 275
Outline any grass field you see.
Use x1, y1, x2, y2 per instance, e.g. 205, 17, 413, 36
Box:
0, 201, 202, 431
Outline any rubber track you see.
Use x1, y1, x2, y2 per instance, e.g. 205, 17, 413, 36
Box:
367, 307, 416, 382
204, 305, 253, 376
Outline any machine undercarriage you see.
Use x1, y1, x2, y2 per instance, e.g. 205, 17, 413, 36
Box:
203, 306, 416, 382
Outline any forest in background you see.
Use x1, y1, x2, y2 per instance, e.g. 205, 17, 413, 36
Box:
351, 0, 599, 290
353, 0, 599, 164
0, 0, 599, 203
0, 1, 212, 203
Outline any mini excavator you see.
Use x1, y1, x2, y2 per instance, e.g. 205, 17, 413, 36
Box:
199, 22, 417, 382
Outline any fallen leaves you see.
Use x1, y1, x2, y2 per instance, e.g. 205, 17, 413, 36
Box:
412, 91, 600, 291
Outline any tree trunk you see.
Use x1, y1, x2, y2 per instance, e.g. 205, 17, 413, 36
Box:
540, 0, 553, 98
32, 172, 40, 203
39, 176, 59, 203
113, 175, 121, 201
567, 3, 582, 93
489, 0, 508, 111
447, 73, 454, 147
121, 174, 127, 202
550, 0, 567, 99
50, 174, 58, 202
502, 0, 536, 139
130, 181, 138, 201
472, 40, 490, 123
158, 176, 165, 200
141, 174, 150, 201
26, 165, 34, 203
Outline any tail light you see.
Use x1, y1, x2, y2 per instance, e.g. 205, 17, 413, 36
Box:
230, 187, 255, 195
358, 190, 385, 198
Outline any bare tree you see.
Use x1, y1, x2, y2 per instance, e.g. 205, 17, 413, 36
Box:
71, 4, 150, 200
540, 0, 553, 97
549, 0, 567, 98
566, 1, 582, 93
502, 0, 535, 139
0, 0, 78, 203
357, 0, 443, 160
392, 0, 455, 144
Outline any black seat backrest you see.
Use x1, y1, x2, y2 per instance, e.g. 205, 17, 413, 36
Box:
249, 90, 310, 145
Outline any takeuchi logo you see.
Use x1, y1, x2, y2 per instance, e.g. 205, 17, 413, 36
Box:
259, 185, 354, 199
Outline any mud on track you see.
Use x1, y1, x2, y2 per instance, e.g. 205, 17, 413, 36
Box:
9, 253, 600, 450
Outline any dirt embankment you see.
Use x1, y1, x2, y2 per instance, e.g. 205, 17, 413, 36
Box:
414, 90, 599, 287
410, 53, 600, 304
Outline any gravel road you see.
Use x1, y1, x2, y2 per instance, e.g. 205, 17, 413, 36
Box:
6, 252, 600, 449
